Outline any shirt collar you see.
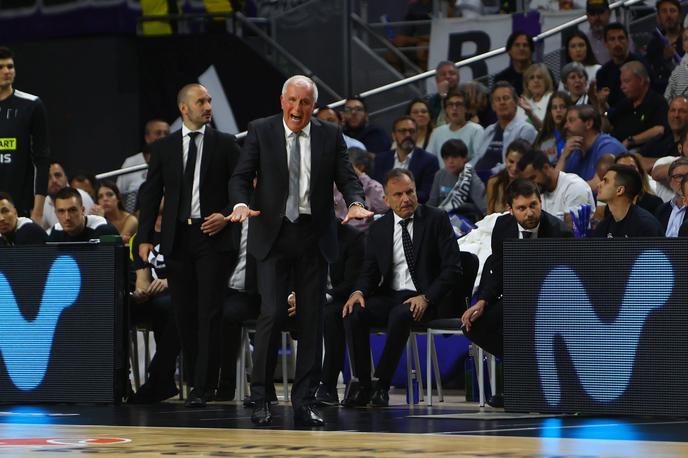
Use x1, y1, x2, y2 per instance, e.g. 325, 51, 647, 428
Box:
670, 196, 686, 211
393, 211, 413, 226
282, 118, 311, 138
517, 222, 540, 237
182, 124, 206, 137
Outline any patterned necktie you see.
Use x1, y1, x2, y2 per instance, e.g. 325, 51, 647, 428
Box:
521, 230, 533, 239
399, 218, 418, 289
286, 131, 301, 222
179, 131, 200, 222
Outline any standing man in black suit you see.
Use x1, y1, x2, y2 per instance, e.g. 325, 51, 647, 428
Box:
461, 178, 572, 406
138, 83, 241, 407
342, 168, 463, 407
227, 75, 371, 426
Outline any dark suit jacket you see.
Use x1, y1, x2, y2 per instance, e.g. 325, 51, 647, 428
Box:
139, 126, 241, 256
372, 147, 439, 204
654, 200, 686, 235
328, 223, 365, 301
355, 205, 462, 308
479, 211, 572, 304
229, 114, 365, 263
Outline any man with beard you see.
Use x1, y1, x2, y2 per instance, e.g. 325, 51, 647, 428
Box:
461, 178, 571, 406
645, 0, 684, 94
517, 149, 594, 221
372, 116, 439, 203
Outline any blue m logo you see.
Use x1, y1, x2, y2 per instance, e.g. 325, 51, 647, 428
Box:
535, 250, 673, 406
0, 256, 81, 390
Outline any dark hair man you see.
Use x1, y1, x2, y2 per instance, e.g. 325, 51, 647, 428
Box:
47, 187, 118, 242
591, 164, 663, 237
341, 97, 391, 154
654, 157, 688, 237
426, 61, 460, 124
0, 191, 46, 245
493, 32, 536, 96
0, 46, 50, 223
342, 168, 462, 408
645, 0, 684, 94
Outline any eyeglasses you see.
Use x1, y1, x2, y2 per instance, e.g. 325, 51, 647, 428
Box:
395, 128, 417, 135
671, 173, 688, 181
445, 101, 465, 108
343, 106, 365, 113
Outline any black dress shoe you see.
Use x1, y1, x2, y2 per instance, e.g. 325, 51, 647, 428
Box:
487, 394, 504, 408
341, 383, 371, 408
315, 384, 340, 407
251, 401, 272, 426
370, 386, 389, 407
184, 389, 210, 408
293, 405, 325, 427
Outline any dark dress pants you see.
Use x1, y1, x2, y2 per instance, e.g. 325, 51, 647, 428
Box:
252, 217, 327, 410
344, 290, 435, 388
464, 298, 503, 358
166, 222, 232, 394
321, 299, 347, 391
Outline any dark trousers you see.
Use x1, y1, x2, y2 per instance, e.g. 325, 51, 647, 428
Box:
344, 290, 435, 388
130, 291, 180, 387
166, 222, 232, 393
321, 299, 347, 391
465, 298, 503, 358
252, 217, 327, 410
218, 288, 260, 393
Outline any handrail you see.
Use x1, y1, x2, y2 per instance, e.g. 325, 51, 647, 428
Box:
105, 0, 646, 179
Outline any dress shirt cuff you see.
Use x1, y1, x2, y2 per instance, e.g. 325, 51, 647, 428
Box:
348, 201, 366, 209
233, 203, 248, 211
349, 290, 364, 299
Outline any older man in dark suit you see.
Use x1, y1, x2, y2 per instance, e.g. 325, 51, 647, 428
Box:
138, 83, 241, 408
342, 168, 462, 407
227, 75, 371, 427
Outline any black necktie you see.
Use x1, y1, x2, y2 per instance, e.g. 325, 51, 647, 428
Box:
399, 219, 418, 289
179, 131, 200, 222
521, 230, 533, 239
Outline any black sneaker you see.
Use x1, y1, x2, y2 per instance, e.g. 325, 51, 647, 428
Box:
315, 384, 340, 407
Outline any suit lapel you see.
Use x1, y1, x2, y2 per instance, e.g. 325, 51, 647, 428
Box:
199, 126, 214, 186
173, 130, 184, 184
412, 205, 426, 260
309, 119, 322, 192
380, 211, 395, 277
272, 116, 289, 187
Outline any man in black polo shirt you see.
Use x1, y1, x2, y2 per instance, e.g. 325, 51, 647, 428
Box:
47, 187, 119, 242
591, 164, 663, 238
609, 61, 668, 153
0, 191, 47, 246
0, 47, 50, 222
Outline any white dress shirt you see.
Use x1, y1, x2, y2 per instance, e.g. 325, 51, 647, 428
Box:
391, 212, 416, 292
228, 219, 249, 291
283, 119, 312, 215
517, 222, 540, 239
393, 150, 413, 170
181, 124, 206, 219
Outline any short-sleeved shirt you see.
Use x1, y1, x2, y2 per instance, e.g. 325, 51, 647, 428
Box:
564, 133, 626, 181
609, 90, 669, 144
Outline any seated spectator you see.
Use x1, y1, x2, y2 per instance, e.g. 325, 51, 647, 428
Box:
651, 124, 688, 201
425, 91, 484, 161
372, 116, 439, 203
583, 0, 638, 65
406, 99, 434, 150
42, 162, 95, 230
595, 22, 652, 109
591, 165, 663, 237
427, 139, 486, 222
678, 175, 688, 236
645, 0, 684, 95
517, 149, 595, 221
534, 91, 573, 163
664, 28, 688, 101
561, 62, 591, 105
614, 153, 664, 215
486, 139, 530, 214
117, 119, 170, 212
654, 157, 688, 236
472, 82, 538, 181
316, 106, 366, 150
128, 230, 180, 404
518, 63, 554, 128
608, 61, 668, 151
334, 147, 388, 231
342, 169, 462, 407
426, 61, 460, 124
0, 192, 47, 246
560, 30, 601, 88
558, 104, 626, 187
460, 81, 496, 128
494, 32, 536, 97
461, 179, 571, 405
342, 97, 391, 154
70, 172, 97, 201
641, 95, 688, 163
91, 181, 138, 244
47, 187, 119, 242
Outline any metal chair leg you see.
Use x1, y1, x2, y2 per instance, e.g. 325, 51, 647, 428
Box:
426, 331, 433, 406
281, 331, 289, 401
477, 345, 485, 407
142, 330, 151, 383
405, 339, 413, 403
431, 336, 443, 402
129, 329, 141, 390
411, 334, 424, 402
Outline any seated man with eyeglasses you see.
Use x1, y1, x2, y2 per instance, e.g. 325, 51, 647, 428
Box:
341, 97, 391, 154
425, 90, 484, 162
372, 116, 439, 203
47, 187, 118, 242
654, 157, 688, 237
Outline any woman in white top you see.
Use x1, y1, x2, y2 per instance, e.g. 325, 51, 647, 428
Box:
518, 63, 553, 129
559, 31, 600, 91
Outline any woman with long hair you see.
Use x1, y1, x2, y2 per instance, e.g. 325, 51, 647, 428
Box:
486, 139, 530, 214
534, 91, 573, 163
406, 98, 434, 150
561, 30, 600, 89
92, 180, 138, 243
